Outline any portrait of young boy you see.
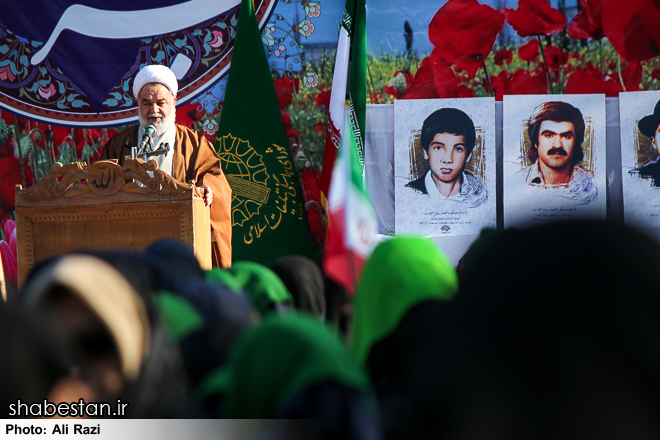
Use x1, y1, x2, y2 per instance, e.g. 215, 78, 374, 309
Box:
405, 107, 487, 206
394, 98, 496, 237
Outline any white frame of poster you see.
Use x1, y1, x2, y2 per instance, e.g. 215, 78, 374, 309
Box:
503, 94, 606, 227
394, 97, 496, 236
620, 91, 660, 229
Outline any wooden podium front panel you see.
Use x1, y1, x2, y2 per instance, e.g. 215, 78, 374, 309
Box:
16, 200, 210, 285
15, 159, 214, 286
191, 197, 212, 271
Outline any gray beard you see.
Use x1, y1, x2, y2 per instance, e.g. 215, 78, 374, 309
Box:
139, 110, 175, 137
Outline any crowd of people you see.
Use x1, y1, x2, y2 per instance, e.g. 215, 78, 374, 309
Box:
3, 220, 660, 439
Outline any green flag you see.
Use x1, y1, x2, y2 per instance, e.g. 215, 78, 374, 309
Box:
215, 0, 317, 265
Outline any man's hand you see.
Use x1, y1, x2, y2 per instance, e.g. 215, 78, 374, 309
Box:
200, 185, 213, 206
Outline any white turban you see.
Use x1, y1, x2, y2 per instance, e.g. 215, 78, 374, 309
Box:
132, 65, 178, 99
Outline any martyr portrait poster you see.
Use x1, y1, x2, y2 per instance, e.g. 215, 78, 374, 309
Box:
620, 91, 660, 228
503, 94, 606, 227
394, 98, 496, 236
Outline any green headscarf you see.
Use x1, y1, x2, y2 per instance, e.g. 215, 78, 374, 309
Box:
352, 236, 458, 365
206, 261, 293, 315
154, 291, 204, 342
221, 313, 372, 418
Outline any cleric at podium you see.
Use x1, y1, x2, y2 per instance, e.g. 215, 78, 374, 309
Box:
100, 64, 232, 268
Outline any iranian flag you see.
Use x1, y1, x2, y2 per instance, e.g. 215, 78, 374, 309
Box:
324, 114, 378, 294
320, 0, 366, 207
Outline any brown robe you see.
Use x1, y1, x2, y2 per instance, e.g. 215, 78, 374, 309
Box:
100, 124, 232, 268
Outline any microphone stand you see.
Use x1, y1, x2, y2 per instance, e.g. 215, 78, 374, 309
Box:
123, 140, 171, 187
125, 140, 171, 162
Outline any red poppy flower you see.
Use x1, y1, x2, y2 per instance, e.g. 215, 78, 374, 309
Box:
543, 45, 569, 70
0, 111, 28, 131
494, 48, 513, 66
518, 39, 540, 62
314, 89, 331, 108
298, 167, 325, 247
0, 155, 33, 213
512, 69, 547, 97
482, 77, 491, 94
0, 110, 13, 127
305, 198, 325, 249
47, 126, 72, 151
176, 101, 203, 128
281, 110, 298, 140
71, 129, 87, 159
402, 57, 440, 100
281, 111, 292, 129
430, 58, 463, 98
106, 128, 120, 140
401, 70, 414, 85
621, 61, 642, 92
568, 0, 604, 40
88, 149, 102, 164
384, 84, 400, 99
565, 67, 622, 96
0, 137, 12, 158
455, 84, 476, 98
315, 121, 324, 133
490, 71, 512, 101
286, 128, 299, 142
428, 0, 505, 77
503, 0, 566, 37
491, 68, 547, 101
384, 70, 414, 99
601, 0, 660, 62
274, 76, 299, 110
88, 129, 103, 144
652, 68, 660, 81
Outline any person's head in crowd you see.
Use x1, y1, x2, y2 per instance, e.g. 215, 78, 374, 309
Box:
314, 250, 352, 338
133, 65, 178, 137
351, 236, 458, 372
22, 253, 199, 417
346, 236, 457, 438
399, 221, 660, 439
216, 313, 381, 439
144, 239, 205, 285
0, 302, 70, 417
155, 278, 253, 414
206, 261, 294, 317
83, 250, 159, 299
21, 255, 150, 401
455, 226, 501, 280
269, 255, 326, 319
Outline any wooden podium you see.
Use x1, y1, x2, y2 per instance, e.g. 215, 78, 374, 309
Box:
15, 159, 211, 287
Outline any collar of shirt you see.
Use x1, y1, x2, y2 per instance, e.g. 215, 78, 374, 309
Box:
137, 123, 176, 176
424, 170, 468, 201
525, 160, 585, 188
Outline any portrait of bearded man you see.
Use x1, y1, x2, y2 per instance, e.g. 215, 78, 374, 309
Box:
518, 101, 594, 188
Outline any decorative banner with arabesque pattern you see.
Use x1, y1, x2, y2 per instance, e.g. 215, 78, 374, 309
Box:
0, 0, 278, 126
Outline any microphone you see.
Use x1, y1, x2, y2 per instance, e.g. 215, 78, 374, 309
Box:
138, 124, 156, 152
